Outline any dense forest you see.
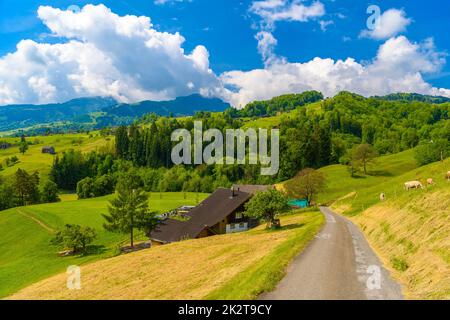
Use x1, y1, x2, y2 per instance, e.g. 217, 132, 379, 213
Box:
46, 91, 450, 201
0, 91, 448, 210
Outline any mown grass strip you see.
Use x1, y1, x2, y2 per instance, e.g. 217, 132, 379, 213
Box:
204, 211, 324, 300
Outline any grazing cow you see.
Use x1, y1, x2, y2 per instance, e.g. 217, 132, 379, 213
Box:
427, 178, 434, 186
380, 193, 386, 201
404, 181, 424, 190
447, 171, 450, 181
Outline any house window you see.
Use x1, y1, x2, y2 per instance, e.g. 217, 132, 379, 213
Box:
235, 212, 243, 220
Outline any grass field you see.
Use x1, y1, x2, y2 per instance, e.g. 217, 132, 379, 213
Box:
316, 151, 449, 300
8, 210, 324, 300
0, 133, 112, 180
278, 148, 450, 299
241, 101, 324, 129
317, 149, 419, 209
341, 158, 450, 300
0, 192, 208, 298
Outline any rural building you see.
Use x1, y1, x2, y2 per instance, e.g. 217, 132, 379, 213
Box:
150, 185, 272, 245
0, 142, 11, 149
41, 146, 56, 154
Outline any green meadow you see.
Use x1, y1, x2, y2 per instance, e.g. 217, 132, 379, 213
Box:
0, 133, 113, 179
0, 192, 208, 298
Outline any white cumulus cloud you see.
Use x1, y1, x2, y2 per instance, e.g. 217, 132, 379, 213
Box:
0, 4, 220, 105
0, 4, 449, 109
249, 0, 326, 66
221, 36, 450, 107
361, 8, 412, 40
250, 0, 325, 28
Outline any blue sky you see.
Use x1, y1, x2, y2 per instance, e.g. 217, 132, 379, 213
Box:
0, 0, 449, 106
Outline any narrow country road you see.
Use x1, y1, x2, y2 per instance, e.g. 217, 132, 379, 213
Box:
261, 207, 403, 300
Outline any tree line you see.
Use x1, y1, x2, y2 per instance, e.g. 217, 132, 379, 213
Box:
0, 169, 60, 211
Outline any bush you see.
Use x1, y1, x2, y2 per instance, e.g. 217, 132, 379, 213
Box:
52, 224, 97, 254
77, 177, 94, 199
77, 175, 114, 199
415, 139, 449, 165
40, 180, 60, 203
390, 256, 409, 272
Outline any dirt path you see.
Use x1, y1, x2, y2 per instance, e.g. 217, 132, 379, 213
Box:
260, 207, 403, 300
17, 209, 54, 233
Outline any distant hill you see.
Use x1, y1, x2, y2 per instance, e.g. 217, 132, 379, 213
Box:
0, 97, 117, 132
102, 94, 230, 118
1, 91, 448, 134
0, 94, 230, 133
373, 93, 450, 104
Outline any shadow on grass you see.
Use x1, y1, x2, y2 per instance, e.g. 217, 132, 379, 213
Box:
264, 223, 306, 233
64, 245, 107, 258
370, 170, 394, 177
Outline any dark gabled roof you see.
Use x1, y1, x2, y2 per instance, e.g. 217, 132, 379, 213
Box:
150, 219, 189, 243
149, 188, 252, 243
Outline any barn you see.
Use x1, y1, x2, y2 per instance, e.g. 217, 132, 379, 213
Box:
42, 146, 56, 154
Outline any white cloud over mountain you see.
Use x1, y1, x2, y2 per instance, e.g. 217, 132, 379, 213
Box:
0, 4, 449, 108
221, 36, 450, 107
0, 4, 220, 104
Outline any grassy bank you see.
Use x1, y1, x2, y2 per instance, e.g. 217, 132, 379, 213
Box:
0, 192, 208, 298
205, 210, 324, 300
325, 155, 450, 300
0, 133, 111, 179
8, 211, 323, 300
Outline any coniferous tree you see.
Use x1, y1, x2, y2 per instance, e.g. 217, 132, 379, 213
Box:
115, 126, 129, 159
103, 173, 157, 248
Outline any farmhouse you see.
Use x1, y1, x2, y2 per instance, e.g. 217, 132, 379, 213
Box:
42, 146, 56, 154
150, 185, 272, 245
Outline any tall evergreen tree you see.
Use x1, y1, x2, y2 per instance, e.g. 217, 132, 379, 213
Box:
115, 126, 129, 159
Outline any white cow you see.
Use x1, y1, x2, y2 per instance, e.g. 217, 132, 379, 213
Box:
404, 181, 424, 190
447, 171, 450, 181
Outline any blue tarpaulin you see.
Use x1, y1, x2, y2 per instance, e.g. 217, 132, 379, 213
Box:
288, 199, 309, 208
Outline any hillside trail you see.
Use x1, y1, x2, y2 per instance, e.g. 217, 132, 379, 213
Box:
17, 209, 55, 233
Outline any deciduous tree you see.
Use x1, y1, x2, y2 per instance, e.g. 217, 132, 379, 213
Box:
284, 168, 326, 204
244, 189, 290, 229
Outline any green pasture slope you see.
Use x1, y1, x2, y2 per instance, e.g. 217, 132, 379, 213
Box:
0, 192, 208, 298
317, 148, 449, 216
241, 101, 324, 129
0, 133, 112, 179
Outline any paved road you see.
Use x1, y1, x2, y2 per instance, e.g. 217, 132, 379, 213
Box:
261, 207, 403, 300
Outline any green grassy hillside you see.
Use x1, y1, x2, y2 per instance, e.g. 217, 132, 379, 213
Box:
318, 152, 449, 299
0, 133, 112, 179
0, 192, 208, 298
241, 101, 324, 129
8, 211, 323, 300
276, 148, 449, 299
317, 149, 419, 210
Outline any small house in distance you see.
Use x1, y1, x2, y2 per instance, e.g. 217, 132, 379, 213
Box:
42, 146, 56, 154
0, 142, 11, 150
149, 185, 272, 245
